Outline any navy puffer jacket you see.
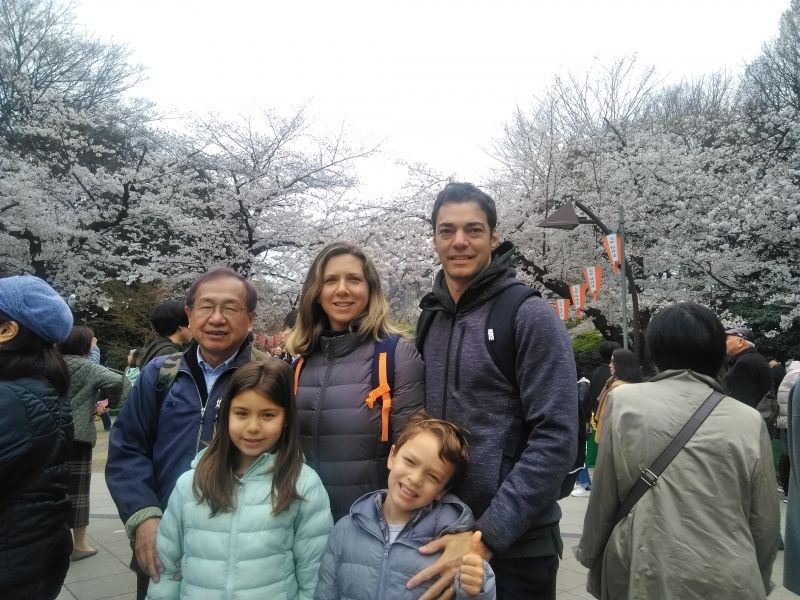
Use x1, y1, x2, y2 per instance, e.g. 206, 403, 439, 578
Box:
295, 333, 424, 521
0, 378, 74, 599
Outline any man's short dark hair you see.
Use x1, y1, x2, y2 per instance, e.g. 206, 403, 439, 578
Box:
645, 302, 726, 378
150, 299, 189, 337
185, 267, 258, 312
431, 182, 497, 231
598, 340, 621, 362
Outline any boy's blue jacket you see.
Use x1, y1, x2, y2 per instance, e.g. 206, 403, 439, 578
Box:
106, 342, 257, 534
314, 490, 496, 600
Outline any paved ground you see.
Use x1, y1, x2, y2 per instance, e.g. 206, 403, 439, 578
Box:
58, 421, 796, 599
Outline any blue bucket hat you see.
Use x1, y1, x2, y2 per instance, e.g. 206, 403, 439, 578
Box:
0, 275, 74, 343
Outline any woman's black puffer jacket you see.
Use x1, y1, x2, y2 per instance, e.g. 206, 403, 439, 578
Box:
0, 378, 74, 599
295, 333, 424, 520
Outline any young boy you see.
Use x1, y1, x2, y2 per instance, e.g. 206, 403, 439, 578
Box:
314, 413, 496, 599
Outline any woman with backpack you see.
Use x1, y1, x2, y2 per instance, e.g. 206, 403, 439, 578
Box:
0, 276, 74, 599
287, 241, 424, 520
575, 303, 778, 599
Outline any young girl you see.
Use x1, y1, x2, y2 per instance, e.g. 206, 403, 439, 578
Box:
146, 359, 333, 600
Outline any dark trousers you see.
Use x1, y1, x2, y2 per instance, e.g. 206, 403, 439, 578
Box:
490, 554, 559, 600
779, 429, 790, 494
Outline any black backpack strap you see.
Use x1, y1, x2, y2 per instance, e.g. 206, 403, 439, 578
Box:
485, 284, 537, 387
415, 309, 437, 356
613, 390, 725, 526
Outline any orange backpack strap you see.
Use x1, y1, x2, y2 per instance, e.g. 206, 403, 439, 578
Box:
364, 335, 400, 443
293, 356, 305, 396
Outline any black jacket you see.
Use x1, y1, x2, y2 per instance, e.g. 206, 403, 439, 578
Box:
725, 348, 773, 409
0, 378, 74, 599
588, 364, 611, 414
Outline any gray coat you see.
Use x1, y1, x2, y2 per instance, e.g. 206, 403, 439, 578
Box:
314, 491, 495, 600
785, 381, 800, 594
295, 334, 425, 520
575, 369, 779, 600
777, 360, 800, 430
63, 355, 122, 446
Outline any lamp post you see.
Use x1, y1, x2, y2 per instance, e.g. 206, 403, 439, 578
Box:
538, 200, 640, 355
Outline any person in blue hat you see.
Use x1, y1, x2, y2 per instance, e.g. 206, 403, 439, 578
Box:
0, 275, 75, 600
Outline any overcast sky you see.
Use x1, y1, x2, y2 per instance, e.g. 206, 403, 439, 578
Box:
75, 0, 789, 199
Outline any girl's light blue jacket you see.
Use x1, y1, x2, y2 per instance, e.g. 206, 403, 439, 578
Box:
147, 450, 333, 600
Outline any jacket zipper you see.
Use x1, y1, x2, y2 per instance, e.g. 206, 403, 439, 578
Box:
194, 363, 241, 453
441, 317, 457, 419
313, 339, 334, 469
454, 326, 465, 390
191, 376, 204, 453
227, 476, 244, 597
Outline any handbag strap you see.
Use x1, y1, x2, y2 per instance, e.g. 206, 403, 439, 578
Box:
613, 389, 725, 526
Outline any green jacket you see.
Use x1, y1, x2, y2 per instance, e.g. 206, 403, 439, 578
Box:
63, 355, 122, 446
575, 369, 778, 599
148, 451, 333, 600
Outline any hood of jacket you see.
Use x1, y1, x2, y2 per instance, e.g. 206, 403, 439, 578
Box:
349, 489, 474, 545
420, 241, 521, 315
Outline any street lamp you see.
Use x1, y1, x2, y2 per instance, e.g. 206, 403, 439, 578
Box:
538, 199, 639, 355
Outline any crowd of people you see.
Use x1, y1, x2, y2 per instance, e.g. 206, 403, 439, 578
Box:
0, 181, 797, 600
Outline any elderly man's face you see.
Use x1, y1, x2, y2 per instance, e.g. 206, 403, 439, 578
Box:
186, 276, 255, 367
726, 334, 745, 358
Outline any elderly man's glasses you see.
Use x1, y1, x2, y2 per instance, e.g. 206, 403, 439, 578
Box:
191, 303, 248, 318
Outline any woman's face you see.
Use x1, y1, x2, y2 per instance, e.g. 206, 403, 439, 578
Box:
610, 356, 616, 378
318, 254, 369, 331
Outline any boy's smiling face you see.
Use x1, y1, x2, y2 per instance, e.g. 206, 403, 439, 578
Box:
382, 431, 456, 525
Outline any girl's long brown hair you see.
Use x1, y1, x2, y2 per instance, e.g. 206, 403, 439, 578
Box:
192, 359, 304, 516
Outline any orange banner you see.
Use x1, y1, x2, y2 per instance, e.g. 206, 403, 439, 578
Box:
570, 284, 586, 317
603, 234, 622, 275
583, 266, 602, 302
556, 299, 570, 321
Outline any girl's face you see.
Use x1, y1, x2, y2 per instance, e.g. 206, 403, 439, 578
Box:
318, 254, 369, 331
228, 389, 286, 473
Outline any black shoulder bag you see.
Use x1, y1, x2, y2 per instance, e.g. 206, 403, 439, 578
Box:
613, 389, 725, 526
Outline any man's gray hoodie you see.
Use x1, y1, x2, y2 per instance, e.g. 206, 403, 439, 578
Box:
418, 242, 578, 557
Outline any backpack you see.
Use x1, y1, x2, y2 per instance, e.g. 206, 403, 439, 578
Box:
293, 335, 401, 444
416, 283, 584, 499
756, 387, 779, 438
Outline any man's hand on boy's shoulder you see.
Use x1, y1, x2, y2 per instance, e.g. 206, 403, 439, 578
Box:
407, 530, 491, 600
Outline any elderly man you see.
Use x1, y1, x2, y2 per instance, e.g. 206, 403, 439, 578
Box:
107, 268, 263, 600
724, 326, 773, 409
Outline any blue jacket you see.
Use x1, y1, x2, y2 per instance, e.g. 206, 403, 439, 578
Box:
315, 491, 495, 600
106, 342, 259, 534
0, 378, 73, 598
419, 242, 578, 557
147, 451, 333, 600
